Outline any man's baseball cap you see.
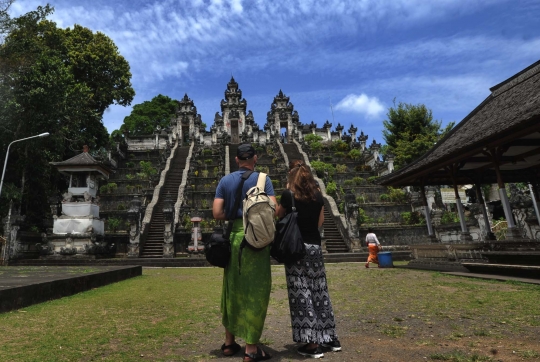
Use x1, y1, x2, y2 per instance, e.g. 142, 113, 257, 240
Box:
237, 144, 256, 160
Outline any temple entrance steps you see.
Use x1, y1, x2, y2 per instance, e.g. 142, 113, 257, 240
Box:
141, 146, 191, 258
281, 143, 303, 163
322, 206, 349, 253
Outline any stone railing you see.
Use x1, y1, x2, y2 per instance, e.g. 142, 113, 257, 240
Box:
293, 139, 353, 251
174, 142, 195, 228
141, 140, 179, 237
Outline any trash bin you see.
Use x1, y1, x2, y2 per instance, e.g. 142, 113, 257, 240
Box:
378, 252, 394, 268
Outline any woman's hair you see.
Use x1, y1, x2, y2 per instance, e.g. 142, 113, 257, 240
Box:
368, 227, 374, 233
287, 159, 319, 202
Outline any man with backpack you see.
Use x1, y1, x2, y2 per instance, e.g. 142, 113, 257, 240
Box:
212, 144, 277, 361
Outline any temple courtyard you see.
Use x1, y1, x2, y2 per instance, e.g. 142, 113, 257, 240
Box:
0, 263, 539, 361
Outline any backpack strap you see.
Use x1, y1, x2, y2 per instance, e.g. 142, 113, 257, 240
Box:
224, 170, 253, 239
238, 171, 264, 274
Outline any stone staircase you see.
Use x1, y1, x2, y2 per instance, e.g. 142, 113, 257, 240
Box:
280, 142, 349, 253
141, 146, 190, 257
322, 207, 348, 253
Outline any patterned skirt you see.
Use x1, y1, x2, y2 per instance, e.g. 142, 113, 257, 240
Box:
285, 243, 338, 344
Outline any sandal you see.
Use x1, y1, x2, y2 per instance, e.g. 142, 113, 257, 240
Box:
243, 346, 272, 362
221, 342, 241, 356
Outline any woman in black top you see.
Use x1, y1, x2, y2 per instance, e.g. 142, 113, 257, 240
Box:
276, 160, 341, 358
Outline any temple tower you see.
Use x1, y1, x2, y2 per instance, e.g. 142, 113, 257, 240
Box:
265, 90, 299, 142
220, 77, 250, 144
172, 94, 202, 144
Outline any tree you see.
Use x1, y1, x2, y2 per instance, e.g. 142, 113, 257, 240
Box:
0, 5, 135, 227
382, 100, 454, 169
119, 94, 178, 136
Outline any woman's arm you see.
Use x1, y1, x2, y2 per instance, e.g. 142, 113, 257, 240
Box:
318, 206, 324, 228
276, 203, 286, 218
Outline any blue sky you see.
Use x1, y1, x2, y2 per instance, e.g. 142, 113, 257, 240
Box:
10, 0, 540, 144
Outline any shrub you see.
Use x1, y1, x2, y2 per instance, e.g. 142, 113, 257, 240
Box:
107, 217, 121, 232
326, 181, 337, 197
204, 159, 213, 165
348, 149, 361, 161
125, 161, 134, 168
126, 185, 135, 193
356, 195, 366, 204
388, 187, 408, 203
357, 208, 371, 226
332, 139, 349, 152
343, 180, 354, 186
304, 134, 323, 145
125, 174, 135, 180
213, 167, 219, 175
201, 199, 208, 209
324, 155, 333, 161
334, 151, 345, 158
367, 176, 379, 184
139, 161, 157, 179
441, 211, 460, 224
201, 170, 209, 178
338, 202, 344, 213
379, 194, 390, 202
310, 161, 336, 178
352, 176, 366, 185
99, 185, 109, 194
108, 183, 118, 193
202, 149, 212, 156
401, 211, 425, 225
117, 203, 126, 210
271, 180, 281, 189
336, 164, 347, 173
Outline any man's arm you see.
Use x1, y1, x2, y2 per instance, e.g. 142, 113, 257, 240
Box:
212, 198, 227, 220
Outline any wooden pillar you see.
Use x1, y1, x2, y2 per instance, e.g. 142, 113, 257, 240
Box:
529, 183, 540, 227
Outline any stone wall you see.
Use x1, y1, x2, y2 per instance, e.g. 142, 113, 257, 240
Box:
358, 225, 428, 245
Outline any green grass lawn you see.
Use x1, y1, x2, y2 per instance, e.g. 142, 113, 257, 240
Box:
1, 263, 539, 361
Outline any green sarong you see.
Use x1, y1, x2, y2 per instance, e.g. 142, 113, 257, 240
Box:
221, 219, 271, 344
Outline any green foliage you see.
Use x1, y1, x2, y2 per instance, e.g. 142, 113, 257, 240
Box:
139, 161, 157, 179
304, 134, 323, 153
201, 170, 209, 178
348, 148, 361, 161
202, 149, 212, 156
336, 164, 347, 173
99, 183, 117, 194
343, 180, 354, 186
107, 217, 121, 232
353, 176, 366, 185
367, 176, 379, 184
387, 186, 408, 203
125, 161, 134, 168
204, 159, 213, 165
332, 139, 349, 152
324, 155, 333, 161
356, 164, 371, 172
333, 152, 345, 158
356, 208, 371, 226
326, 181, 337, 197
125, 174, 135, 180
0, 5, 134, 226
338, 202, 345, 213
441, 211, 460, 224
125, 185, 135, 193
356, 195, 366, 204
310, 161, 336, 178
119, 94, 177, 136
401, 211, 425, 225
201, 199, 208, 209
379, 194, 389, 202
117, 203, 126, 211
271, 180, 281, 189
382, 101, 454, 169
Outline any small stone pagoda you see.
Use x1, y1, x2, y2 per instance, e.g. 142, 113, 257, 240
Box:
41, 146, 113, 258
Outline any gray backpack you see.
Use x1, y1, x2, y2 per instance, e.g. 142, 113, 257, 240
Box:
238, 172, 276, 273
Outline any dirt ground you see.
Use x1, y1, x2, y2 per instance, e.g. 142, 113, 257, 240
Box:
189, 266, 540, 362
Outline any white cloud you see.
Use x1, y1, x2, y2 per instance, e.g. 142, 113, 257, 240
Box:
335, 93, 385, 118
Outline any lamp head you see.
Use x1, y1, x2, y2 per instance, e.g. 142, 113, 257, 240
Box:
39, 132, 50, 137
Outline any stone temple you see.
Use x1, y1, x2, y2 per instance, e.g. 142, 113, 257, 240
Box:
4, 67, 540, 277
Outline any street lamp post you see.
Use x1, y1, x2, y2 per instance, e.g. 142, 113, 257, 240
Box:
0, 132, 50, 200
